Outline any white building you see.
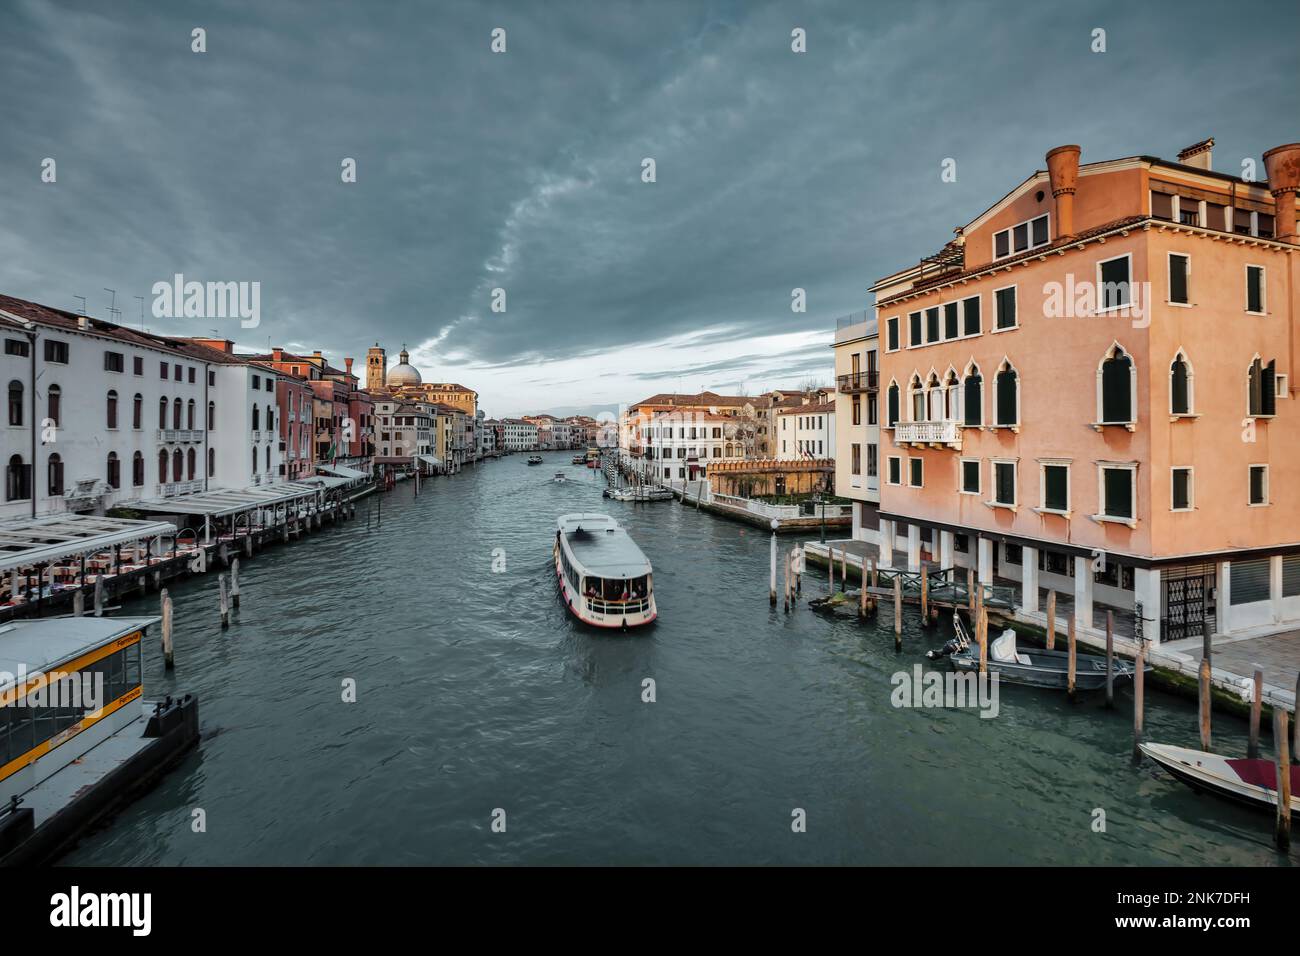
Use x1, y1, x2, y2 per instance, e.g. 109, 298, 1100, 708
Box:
637, 409, 751, 481
775, 400, 836, 461
1, 298, 211, 520
831, 313, 882, 541
501, 418, 539, 450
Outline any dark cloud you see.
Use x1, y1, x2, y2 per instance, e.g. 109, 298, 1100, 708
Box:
2, 0, 1296, 411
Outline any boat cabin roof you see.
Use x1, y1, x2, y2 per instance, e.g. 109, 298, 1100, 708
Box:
0, 616, 157, 696
557, 513, 651, 579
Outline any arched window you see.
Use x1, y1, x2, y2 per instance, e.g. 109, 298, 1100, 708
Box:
995, 362, 1018, 427
265, 445, 271, 471
208, 447, 216, 478
47, 384, 61, 427
926, 372, 944, 421
963, 364, 983, 427
172, 448, 183, 482
6, 455, 29, 501
1098, 343, 1135, 424
910, 375, 925, 422
251, 446, 258, 474
106, 452, 120, 489
207, 401, 215, 430
48, 454, 64, 496
106, 389, 119, 429
1247, 357, 1277, 417
159, 396, 168, 429
886, 380, 900, 427
187, 448, 196, 480
158, 449, 168, 483
187, 399, 196, 430
133, 393, 143, 429
252, 404, 260, 431
132, 451, 144, 487
1170, 352, 1193, 416
173, 397, 182, 430
944, 370, 960, 421
8, 380, 23, 426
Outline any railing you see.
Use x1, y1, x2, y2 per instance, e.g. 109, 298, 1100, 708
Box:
586, 595, 652, 616
836, 370, 879, 393
156, 479, 203, 497
871, 566, 1016, 609
894, 420, 962, 448
156, 429, 204, 443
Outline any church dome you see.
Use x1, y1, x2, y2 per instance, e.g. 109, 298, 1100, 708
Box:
388, 347, 422, 386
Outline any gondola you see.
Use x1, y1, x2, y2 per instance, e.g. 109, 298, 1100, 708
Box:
929, 611, 1142, 690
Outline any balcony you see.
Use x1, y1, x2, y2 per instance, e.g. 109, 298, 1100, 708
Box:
156, 429, 205, 443
894, 420, 962, 450
837, 370, 879, 394
156, 479, 204, 497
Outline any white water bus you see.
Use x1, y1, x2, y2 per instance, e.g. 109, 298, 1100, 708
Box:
554, 513, 656, 630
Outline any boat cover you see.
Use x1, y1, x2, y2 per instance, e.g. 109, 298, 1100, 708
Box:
1226, 758, 1300, 793
990, 629, 1031, 665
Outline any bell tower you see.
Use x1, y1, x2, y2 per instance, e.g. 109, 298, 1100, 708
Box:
367, 343, 386, 390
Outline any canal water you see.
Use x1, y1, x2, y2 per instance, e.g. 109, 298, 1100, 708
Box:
67, 454, 1289, 865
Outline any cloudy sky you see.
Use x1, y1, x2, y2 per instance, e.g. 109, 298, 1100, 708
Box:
2, 0, 1296, 417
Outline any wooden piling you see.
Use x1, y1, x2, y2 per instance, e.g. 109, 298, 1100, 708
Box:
231, 557, 241, 609
161, 589, 175, 670
219, 574, 230, 629
977, 606, 988, 674
828, 546, 834, 592
769, 533, 777, 607
966, 568, 974, 611
920, 568, 929, 625
1067, 613, 1077, 700
783, 551, 791, 613
1045, 591, 1056, 650
93, 575, 104, 618
839, 549, 847, 591
1249, 667, 1263, 759
870, 557, 878, 591
1197, 658, 1212, 751
1104, 610, 1115, 708
73, 588, 84, 618
1133, 640, 1146, 761
859, 560, 868, 618
893, 577, 902, 650
1276, 709, 1292, 852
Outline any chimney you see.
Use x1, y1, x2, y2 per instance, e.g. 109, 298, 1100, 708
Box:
312, 350, 323, 359
77, 315, 89, 330
1046, 145, 1081, 239
1263, 143, 1300, 244
272, 347, 284, 361
1177, 137, 1214, 170
344, 357, 354, 375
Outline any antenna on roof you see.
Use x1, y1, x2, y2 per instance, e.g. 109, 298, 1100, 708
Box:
103, 288, 119, 323
73, 296, 86, 315
133, 295, 145, 330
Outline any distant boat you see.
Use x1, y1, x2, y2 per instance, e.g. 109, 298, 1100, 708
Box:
606, 486, 673, 502
552, 472, 567, 483
554, 513, 656, 630
527, 455, 543, 465
571, 455, 585, 465
931, 611, 1142, 690
1141, 743, 1300, 815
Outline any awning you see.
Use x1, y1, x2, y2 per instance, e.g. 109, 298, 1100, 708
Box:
317, 464, 368, 480
0, 515, 177, 573
307, 475, 350, 489
418, 455, 443, 468
133, 481, 324, 518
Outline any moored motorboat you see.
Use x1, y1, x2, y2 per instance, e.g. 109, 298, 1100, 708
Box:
932, 611, 1141, 690
607, 486, 673, 502
1140, 742, 1300, 814
554, 513, 656, 629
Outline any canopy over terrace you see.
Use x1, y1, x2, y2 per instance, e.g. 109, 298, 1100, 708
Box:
317, 463, 368, 481
132, 481, 330, 543
417, 454, 443, 470
0, 515, 176, 574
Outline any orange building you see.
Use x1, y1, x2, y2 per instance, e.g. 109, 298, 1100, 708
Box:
874, 138, 1300, 645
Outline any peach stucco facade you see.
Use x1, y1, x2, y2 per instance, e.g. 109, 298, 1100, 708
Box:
870, 140, 1300, 643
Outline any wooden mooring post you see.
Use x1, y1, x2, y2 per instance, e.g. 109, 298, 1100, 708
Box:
919, 568, 929, 625
769, 530, 777, 607
93, 574, 104, 618
1133, 639, 1146, 762
827, 546, 834, 592
966, 568, 974, 612
1104, 610, 1115, 708
858, 560, 868, 619
1045, 591, 1056, 650
1248, 667, 1263, 759
839, 549, 846, 592
893, 577, 902, 650
1067, 613, 1077, 700
783, 550, 791, 613
1275, 709, 1292, 852
219, 574, 230, 629
161, 588, 175, 670
977, 605, 988, 674
231, 557, 241, 609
